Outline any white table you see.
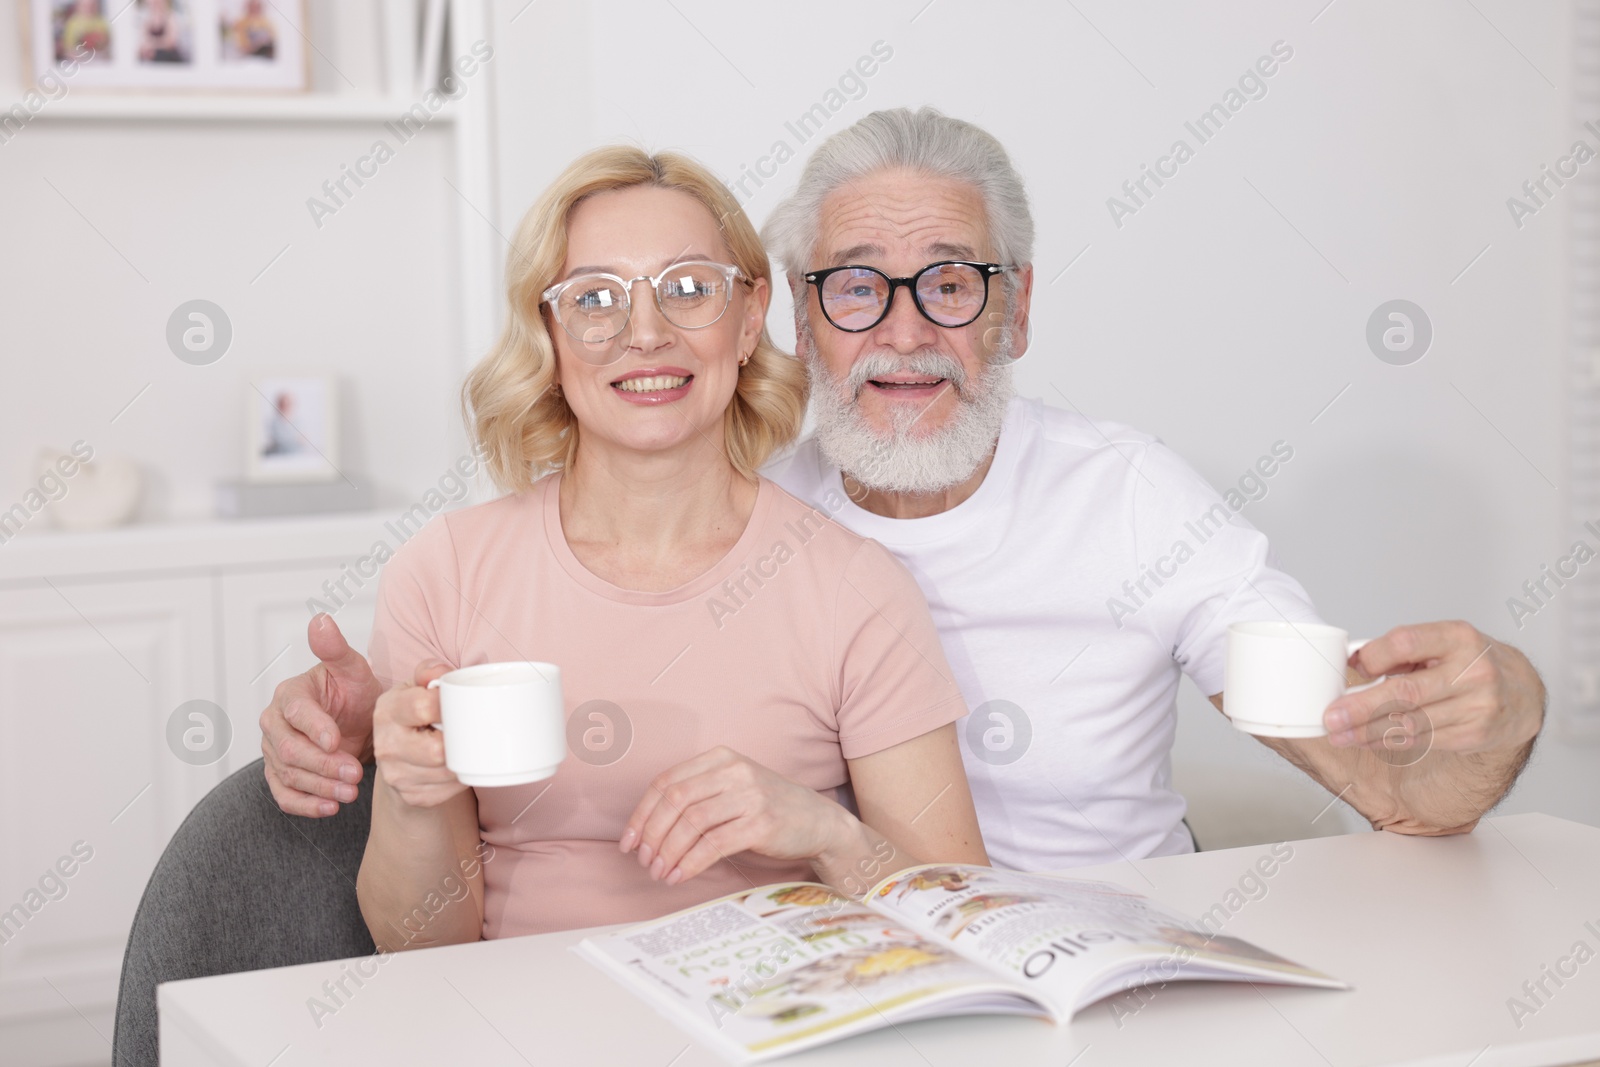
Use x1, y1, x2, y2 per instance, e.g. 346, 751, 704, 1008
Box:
159, 813, 1600, 1066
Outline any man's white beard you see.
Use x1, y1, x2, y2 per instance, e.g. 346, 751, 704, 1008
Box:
802, 321, 1015, 495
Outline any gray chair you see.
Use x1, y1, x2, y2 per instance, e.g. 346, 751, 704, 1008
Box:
111, 758, 376, 1067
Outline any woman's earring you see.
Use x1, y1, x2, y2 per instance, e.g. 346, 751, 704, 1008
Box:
738, 351, 751, 367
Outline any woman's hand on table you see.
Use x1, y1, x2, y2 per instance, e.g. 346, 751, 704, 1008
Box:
372, 679, 468, 809
619, 746, 852, 886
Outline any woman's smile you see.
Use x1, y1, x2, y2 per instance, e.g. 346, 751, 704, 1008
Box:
609, 365, 695, 405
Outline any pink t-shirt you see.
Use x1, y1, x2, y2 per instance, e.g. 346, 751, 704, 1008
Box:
367, 473, 968, 938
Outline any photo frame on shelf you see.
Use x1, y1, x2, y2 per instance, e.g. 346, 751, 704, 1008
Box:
246, 377, 341, 484
21, 0, 309, 91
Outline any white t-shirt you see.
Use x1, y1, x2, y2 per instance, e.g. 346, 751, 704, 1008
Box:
764, 396, 1322, 872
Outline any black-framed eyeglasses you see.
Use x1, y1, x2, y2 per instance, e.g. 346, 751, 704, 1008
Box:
802, 260, 1014, 333
541, 260, 749, 345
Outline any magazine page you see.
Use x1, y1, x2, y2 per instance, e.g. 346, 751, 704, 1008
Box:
869, 864, 1346, 1014
573, 881, 1051, 1063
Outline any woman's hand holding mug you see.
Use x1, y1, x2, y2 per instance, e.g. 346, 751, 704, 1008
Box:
372, 681, 468, 809
376, 660, 568, 806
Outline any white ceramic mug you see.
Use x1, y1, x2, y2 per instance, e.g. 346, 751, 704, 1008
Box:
427, 661, 566, 787
1224, 622, 1381, 737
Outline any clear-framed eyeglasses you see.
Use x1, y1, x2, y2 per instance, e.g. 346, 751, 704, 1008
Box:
541, 260, 749, 346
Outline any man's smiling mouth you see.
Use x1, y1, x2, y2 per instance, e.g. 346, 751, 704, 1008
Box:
868, 376, 948, 392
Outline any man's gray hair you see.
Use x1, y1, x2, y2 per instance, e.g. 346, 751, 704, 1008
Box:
762, 107, 1035, 277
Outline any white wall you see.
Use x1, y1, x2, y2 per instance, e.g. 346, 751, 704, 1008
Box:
0, 1, 471, 523
489, 0, 1593, 827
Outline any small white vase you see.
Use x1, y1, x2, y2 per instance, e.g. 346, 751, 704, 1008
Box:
37, 449, 142, 530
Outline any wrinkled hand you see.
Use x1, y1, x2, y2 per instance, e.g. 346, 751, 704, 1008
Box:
261, 614, 388, 817
619, 746, 847, 886
1323, 621, 1544, 755
372, 665, 463, 809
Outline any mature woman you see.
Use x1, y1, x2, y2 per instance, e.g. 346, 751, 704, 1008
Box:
355, 146, 987, 948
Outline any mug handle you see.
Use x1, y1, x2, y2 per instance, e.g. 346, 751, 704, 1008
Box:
426, 677, 443, 731
1345, 638, 1384, 693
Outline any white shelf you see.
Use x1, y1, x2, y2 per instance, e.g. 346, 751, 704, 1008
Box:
0, 510, 403, 583
30, 93, 457, 123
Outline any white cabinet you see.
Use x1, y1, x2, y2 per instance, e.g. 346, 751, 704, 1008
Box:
0, 576, 216, 1066
0, 513, 394, 1066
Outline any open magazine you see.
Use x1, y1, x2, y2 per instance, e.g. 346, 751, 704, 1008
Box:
574, 863, 1347, 1062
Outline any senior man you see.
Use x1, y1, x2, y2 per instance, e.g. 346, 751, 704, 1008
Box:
261, 108, 1543, 873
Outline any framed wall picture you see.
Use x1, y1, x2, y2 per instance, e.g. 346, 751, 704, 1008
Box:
22, 0, 310, 91
246, 377, 341, 483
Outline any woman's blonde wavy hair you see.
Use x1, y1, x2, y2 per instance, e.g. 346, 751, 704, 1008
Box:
463, 146, 808, 494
